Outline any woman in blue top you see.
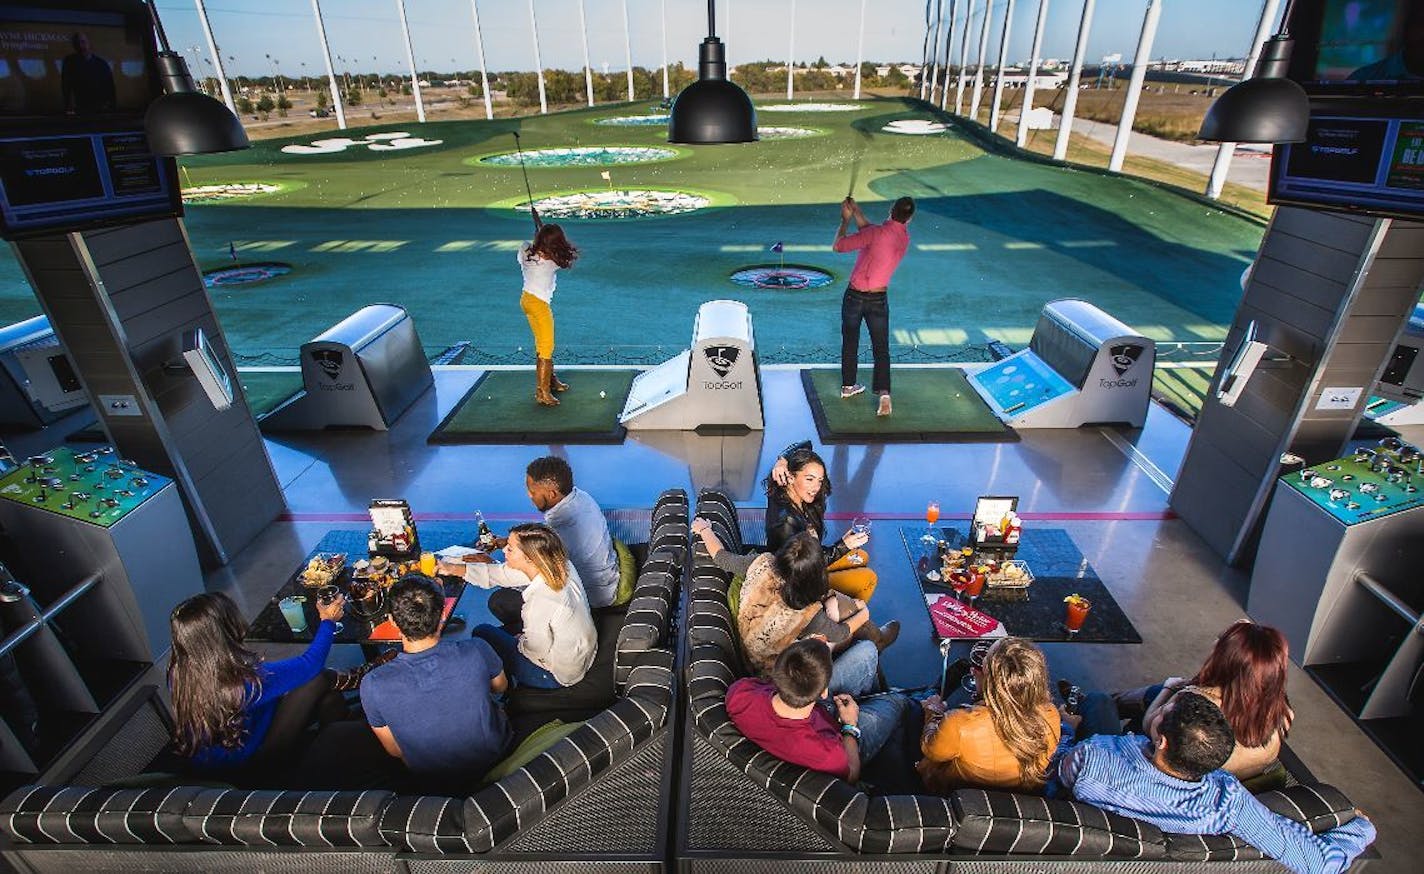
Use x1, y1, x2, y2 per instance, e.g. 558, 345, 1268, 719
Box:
168, 592, 347, 779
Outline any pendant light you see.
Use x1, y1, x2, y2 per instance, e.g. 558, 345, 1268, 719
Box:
668, 0, 757, 143
1198, 0, 1309, 144
143, 0, 249, 156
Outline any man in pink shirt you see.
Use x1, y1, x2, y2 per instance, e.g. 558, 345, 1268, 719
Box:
832, 196, 914, 416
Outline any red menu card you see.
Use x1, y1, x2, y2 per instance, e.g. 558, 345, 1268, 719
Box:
925, 594, 1006, 640
367, 597, 458, 641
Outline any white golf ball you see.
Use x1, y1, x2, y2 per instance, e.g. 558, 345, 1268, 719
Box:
599, 390, 607, 398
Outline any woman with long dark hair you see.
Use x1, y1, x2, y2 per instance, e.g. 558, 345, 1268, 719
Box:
764, 442, 878, 600
168, 591, 347, 777
518, 220, 579, 406
918, 638, 1061, 793
692, 520, 897, 697
1138, 621, 1294, 779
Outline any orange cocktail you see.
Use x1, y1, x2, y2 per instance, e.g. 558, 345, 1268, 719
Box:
1064, 595, 1091, 636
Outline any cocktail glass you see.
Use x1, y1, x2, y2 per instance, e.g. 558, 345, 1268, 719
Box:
1065, 597, 1091, 638
419, 551, 437, 577
317, 587, 344, 634
278, 596, 308, 633
964, 569, 987, 607
962, 640, 993, 697
850, 515, 871, 537
921, 501, 941, 543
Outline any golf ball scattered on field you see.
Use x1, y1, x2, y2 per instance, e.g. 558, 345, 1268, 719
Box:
599, 390, 606, 398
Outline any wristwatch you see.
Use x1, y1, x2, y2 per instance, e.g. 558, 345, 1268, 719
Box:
840, 723, 862, 741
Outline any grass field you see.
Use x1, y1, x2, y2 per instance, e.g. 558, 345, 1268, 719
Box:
0, 97, 1264, 365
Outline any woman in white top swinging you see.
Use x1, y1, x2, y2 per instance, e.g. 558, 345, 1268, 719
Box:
518, 214, 579, 406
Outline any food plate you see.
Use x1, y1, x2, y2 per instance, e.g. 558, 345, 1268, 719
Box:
299, 552, 347, 588
986, 559, 1033, 589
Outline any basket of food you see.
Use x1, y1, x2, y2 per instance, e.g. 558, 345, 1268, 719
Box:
299, 553, 347, 588
985, 559, 1033, 590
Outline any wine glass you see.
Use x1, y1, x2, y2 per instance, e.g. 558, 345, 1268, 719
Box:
921, 500, 941, 543
850, 514, 871, 537
962, 640, 992, 697
317, 586, 344, 634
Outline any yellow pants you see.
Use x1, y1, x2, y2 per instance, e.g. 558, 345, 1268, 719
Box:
521, 292, 555, 358
827, 548, 878, 600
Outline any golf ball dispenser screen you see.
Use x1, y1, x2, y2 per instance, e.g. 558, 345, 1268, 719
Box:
1282, 442, 1424, 526
973, 355, 1075, 417
0, 446, 170, 528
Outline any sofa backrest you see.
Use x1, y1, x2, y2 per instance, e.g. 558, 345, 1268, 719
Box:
614, 489, 687, 692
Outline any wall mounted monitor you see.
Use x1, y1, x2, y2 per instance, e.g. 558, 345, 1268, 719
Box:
1269, 110, 1424, 218
1287, 0, 1424, 98
1217, 321, 1269, 408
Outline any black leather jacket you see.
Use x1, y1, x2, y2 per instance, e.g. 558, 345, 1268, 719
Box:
764, 439, 849, 564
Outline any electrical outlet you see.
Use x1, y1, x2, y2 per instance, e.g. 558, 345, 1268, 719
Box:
98, 394, 143, 417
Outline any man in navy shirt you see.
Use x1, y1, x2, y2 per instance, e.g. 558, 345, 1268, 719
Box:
361, 575, 512, 792
1060, 691, 1374, 874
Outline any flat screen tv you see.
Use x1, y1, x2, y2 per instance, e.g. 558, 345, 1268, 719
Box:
0, 0, 181, 239
1287, 0, 1424, 98
1269, 108, 1424, 218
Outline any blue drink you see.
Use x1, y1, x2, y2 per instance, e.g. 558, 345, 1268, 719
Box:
278, 596, 308, 633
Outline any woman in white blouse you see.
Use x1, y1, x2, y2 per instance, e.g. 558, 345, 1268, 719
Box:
518, 219, 579, 406
439, 523, 596, 688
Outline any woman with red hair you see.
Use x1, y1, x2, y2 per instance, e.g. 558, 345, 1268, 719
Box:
518, 218, 579, 406
1137, 621, 1294, 779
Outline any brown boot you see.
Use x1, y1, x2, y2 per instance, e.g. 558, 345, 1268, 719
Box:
852, 618, 901, 651
535, 358, 559, 406
549, 368, 569, 392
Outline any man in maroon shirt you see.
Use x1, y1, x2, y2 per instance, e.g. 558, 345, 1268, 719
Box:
832, 196, 914, 417
726, 638, 910, 782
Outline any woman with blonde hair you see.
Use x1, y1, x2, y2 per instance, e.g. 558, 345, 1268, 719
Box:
439, 522, 596, 688
518, 220, 579, 406
917, 637, 1062, 794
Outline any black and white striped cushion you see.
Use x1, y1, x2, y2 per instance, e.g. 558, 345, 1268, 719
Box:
951, 789, 1167, 858
1163, 784, 1357, 861
1, 785, 201, 844
379, 794, 471, 854
687, 591, 738, 657
182, 788, 392, 847
653, 488, 688, 517
695, 491, 743, 553
649, 521, 688, 561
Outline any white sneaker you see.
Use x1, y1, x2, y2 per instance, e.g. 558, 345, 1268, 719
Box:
877, 394, 892, 417
841, 384, 866, 399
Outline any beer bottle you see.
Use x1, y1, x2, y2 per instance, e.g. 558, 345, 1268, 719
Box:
475, 511, 496, 550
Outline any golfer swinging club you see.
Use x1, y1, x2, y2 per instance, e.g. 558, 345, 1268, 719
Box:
833, 195, 914, 417
513, 131, 578, 407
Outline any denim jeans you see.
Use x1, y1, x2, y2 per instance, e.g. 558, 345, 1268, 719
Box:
1076, 691, 1127, 740
852, 693, 912, 763
840, 288, 891, 395
471, 624, 561, 689
829, 639, 879, 697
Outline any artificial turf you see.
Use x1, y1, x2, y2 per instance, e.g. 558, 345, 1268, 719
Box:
0, 98, 1266, 366
801, 367, 1013, 443
429, 369, 637, 444
1150, 364, 1215, 422
237, 369, 304, 418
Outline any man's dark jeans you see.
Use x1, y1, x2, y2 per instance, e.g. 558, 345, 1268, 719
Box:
841, 287, 891, 395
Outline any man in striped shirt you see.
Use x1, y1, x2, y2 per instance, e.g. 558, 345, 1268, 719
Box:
1058, 691, 1374, 874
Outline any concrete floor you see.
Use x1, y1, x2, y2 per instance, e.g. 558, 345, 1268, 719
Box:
168, 367, 1424, 869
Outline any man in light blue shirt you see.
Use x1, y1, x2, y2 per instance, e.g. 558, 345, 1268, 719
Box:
1059, 691, 1374, 874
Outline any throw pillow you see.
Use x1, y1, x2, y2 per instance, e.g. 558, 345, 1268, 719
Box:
481, 719, 584, 785
613, 538, 638, 606
727, 574, 746, 618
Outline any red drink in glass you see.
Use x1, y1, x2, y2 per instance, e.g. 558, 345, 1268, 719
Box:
1064, 597, 1091, 635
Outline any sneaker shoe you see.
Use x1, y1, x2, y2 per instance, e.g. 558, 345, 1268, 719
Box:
841, 384, 866, 399
877, 394, 893, 417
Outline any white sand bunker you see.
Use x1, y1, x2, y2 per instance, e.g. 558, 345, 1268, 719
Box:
759, 126, 819, 139
594, 114, 670, 126
883, 119, 949, 135
759, 102, 860, 112
182, 182, 282, 203
481, 146, 676, 167
521, 189, 711, 220
280, 132, 443, 155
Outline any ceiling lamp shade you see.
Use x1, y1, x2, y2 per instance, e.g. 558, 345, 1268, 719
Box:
1197, 33, 1310, 144
669, 1, 756, 144
142, 2, 249, 156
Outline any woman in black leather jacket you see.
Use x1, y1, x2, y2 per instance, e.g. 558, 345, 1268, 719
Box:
765, 441, 881, 601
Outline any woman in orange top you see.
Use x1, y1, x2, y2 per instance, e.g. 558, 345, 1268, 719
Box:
917, 638, 1061, 794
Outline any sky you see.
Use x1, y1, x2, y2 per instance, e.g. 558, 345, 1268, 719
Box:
153, 0, 1284, 80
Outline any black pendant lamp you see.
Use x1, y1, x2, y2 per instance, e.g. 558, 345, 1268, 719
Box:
143, 0, 249, 156
1198, 0, 1309, 144
669, 0, 757, 144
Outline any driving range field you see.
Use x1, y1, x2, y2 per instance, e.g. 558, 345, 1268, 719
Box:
0, 98, 1265, 365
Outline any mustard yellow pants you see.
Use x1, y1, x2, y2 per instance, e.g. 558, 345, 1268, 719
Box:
521, 292, 554, 358
827, 548, 878, 600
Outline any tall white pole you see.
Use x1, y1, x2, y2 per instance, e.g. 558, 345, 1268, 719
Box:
1054, 0, 1095, 160
920, 1, 931, 100
528, 0, 547, 113
1109, 0, 1162, 172
940, 0, 959, 110
310, 0, 346, 129
853, 0, 868, 99
1206, 0, 1281, 198
621, 0, 634, 101
470, 0, 493, 120
577, 0, 594, 107
660, 0, 670, 98
193, 0, 234, 112
1016, 0, 1050, 146
955, 0, 975, 114
988, 0, 1015, 132
786, 0, 796, 101
395, 0, 425, 122
969, 0, 993, 121
929, 0, 944, 104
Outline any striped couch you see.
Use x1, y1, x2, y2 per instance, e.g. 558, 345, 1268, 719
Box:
0, 489, 687, 874
677, 489, 1361, 872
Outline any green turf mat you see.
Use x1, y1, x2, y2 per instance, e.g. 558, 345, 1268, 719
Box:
1150, 365, 1214, 423
429, 369, 637, 444
238, 370, 304, 418
801, 368, 1015, 443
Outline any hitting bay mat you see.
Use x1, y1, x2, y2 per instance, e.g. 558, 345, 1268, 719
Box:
429, 369, 637, 444
801, 368, 1015, 443
238, 370, 304, 418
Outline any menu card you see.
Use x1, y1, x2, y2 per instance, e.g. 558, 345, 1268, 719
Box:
925, 594, 1006, 640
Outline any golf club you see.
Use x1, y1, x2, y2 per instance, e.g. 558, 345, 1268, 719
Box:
847, 127, 872, 197
511, 130, 537, 226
